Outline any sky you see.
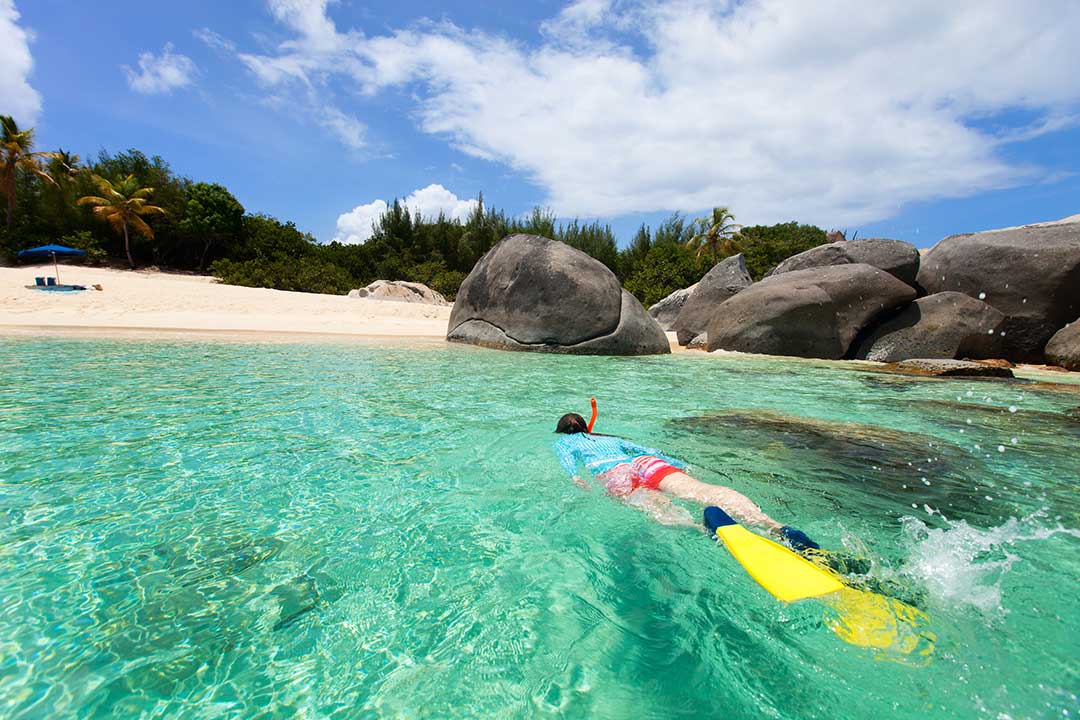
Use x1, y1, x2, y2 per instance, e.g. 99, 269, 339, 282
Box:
3, 0, 1079, 249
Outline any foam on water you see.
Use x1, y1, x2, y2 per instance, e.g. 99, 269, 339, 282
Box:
898, 511, 1080, 615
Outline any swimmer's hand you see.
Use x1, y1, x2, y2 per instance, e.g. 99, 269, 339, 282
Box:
779, 526, 820, 553
572, 475, 589, 490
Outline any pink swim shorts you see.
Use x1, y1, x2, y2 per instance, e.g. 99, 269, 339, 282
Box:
599, 456, 683, 496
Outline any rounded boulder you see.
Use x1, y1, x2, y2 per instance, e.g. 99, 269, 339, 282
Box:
916, 219, 1080, 362
705, 264, 916, 358
767, 238, 920, 287
447, 234, 669, 355
853, 292, 1005, 362
1045, 320, 1080, 371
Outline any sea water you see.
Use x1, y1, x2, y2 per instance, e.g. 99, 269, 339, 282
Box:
0, 337, 1077, 719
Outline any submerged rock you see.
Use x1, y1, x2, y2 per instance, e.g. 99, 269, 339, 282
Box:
853, 292, 1005, 362
269, 574, 321, 630
766, 238, 920, 287
705, 264, 916, 358
891, 359, 1015, 378
672, 255, 753, 345
916, 217, 1080, 362
447, 234, 669, 355
648, 283, 698, 331
670, 409, 992, 522
1044, 320, 1080, 371
349, 280, 449, 305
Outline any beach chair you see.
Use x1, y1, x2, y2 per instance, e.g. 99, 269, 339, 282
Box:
46, 277, 56, 286
35, 277, 45, 286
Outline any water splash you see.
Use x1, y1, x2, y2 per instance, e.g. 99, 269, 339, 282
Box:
897, 513, 1080, 615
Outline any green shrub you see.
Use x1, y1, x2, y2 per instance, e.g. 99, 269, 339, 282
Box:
737, 222, 828, 280
623, 243, 704, 307
57, 231, 108, 265
210, 257, 354, 295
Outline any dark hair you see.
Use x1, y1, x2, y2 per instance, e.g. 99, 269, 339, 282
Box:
555, 413, 588, 434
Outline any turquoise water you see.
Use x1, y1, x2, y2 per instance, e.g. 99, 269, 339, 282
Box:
0, 337, 1077, 719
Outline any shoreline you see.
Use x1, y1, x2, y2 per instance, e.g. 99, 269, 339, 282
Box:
3, 264, 1075, 380
1, 263, 452, 340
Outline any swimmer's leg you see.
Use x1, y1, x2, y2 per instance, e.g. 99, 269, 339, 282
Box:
657, 472, 782, 533
626, 488, 697, 527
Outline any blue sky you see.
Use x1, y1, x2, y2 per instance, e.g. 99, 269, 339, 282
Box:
4, 0, 1079, 249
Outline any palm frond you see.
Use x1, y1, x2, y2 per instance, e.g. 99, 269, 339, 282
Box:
135, 204, 166, 217
128, 214, 155, 240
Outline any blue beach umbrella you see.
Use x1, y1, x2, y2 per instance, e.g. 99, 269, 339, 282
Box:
17, 244, 86, 284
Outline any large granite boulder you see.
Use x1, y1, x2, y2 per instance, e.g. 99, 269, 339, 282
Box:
648, 283, 697, 331
672, 254, 752, 345
853, 292, 1005, 362
767, 238, 920, 286
446, 234, 669, 355
1045, 320, 1080, 371
348, 280, 449, 305
705, 264, 916, 358
916, 218, 1080, 362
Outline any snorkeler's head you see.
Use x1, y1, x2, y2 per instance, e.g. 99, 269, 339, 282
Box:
555, 413, 589, 434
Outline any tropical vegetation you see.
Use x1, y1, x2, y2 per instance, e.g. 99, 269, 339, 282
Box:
78, 174, 166, 268
0, 115, 833, 302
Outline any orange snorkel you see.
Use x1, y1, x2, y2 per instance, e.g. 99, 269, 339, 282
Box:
587, 397, 598, 433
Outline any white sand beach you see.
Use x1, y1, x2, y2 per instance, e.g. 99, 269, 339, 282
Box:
0, 264, 453, 339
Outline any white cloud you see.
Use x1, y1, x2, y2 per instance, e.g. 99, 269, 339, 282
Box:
193, 27, 236, 54
333, 198, 387, 244
403, 184, 478, 222
242, 0, 1080, 225
318, 105, 366, 150
540, 0, 615, 44
333, 184, 478, 243
124, 43, 198, 94
0, 0, 42, 124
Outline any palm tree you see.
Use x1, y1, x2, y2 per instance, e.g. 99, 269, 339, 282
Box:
78, 174, 166, 268
51, 148, 81, 179
1, 115, 57, 230
687, 206, 742, 266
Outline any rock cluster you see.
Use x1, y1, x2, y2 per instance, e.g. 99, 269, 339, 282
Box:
445, 217, 1080, 369
349, 280, 449, 305
916, 219, 1080, 362
704, 264, 915, 358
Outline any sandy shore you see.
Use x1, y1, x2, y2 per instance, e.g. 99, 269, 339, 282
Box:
0, 264, 452, 339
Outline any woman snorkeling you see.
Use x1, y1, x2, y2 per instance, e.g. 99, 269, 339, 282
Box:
553, 411, 819, 551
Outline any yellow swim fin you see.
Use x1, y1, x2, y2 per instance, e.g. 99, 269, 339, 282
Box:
704, 507, 935, 660
704, 506, 844, 602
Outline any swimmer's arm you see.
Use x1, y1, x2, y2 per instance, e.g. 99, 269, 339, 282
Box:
554, 441, 589, 488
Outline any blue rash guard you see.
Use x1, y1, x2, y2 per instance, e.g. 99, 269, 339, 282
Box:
553, 433, 688, 479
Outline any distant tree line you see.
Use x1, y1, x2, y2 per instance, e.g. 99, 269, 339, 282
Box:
1, 114, 831, 302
